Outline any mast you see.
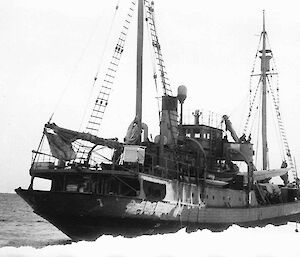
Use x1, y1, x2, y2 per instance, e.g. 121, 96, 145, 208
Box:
261, 10, 268, 170
136, 0, 144, 143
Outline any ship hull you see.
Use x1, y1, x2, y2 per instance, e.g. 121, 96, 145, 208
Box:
15, 188, 300, 240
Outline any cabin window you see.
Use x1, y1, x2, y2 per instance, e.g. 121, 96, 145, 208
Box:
32, 177, 51, 191
65, 176, 91, 193
66, 184, 78, 192
118, 177, 140, 196
207, 133, 210, 139
95, 176, 140, 196
143, 181, 166, 201
192, 191, 198, 204
186, 133, 191, 138
195, 133, 201, 138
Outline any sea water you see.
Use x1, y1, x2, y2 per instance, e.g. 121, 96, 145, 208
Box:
0, 193, 70, 248
0, 193, 300, 257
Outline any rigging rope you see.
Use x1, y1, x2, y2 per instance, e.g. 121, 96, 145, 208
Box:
266, 77, 285, 160
76, 0, 138, 161
266, 76, 298, 182
254, 87, 263, 167
50, 4, 112, 122
144, 0, 173, 96
243, 34, 263, 135
83, 0, 137, 136
145, 4, 161, 123
243, 79, 261, 135
79, 0, 121, 132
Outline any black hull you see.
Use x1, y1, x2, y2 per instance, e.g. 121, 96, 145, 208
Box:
15, 188, 300, 240
15, 188, 184, 240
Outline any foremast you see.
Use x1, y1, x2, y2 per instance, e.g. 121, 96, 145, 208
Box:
261, 10, 269, 170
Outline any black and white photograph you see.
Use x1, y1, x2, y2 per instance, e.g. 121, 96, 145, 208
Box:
1, 0, 300, 256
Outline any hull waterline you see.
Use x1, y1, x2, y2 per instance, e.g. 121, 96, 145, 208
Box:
15, 188, 300, 240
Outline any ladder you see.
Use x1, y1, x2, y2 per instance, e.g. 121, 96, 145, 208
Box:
144, 0, 173, 96
85, 1, 137, 136
77, 1, 137, 160
144, 0, 177, 144
267, 79, 298, 182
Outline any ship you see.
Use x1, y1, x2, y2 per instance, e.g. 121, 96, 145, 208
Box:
16, 1, 300, 241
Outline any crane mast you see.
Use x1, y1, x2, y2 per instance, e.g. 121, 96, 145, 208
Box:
135, 0, 144, 143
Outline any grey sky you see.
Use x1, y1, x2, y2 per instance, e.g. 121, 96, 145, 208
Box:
1, 0, 300, 193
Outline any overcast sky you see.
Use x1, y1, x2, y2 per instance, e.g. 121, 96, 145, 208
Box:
1, 0, 300, 193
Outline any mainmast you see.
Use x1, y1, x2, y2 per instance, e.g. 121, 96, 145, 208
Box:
136, 0, 144, 143
260, 10, 270, 170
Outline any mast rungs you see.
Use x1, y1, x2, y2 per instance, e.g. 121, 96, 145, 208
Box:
101, 85, 111, 90
92, 109, 105, 113
113, 51, 122, 57
112, 56, 121, 61
110, 61, 118, 66
98, 91, 109, 96
106, 74, 115, 79
86, 127, 98, 131
108, 68, 117, 73
90, 115, 102, 119
156, 57, 165, 62
97, 95, 109, 101
88, 121, 101, 126
94, 101, 107, 107
104, 79, 113, 84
